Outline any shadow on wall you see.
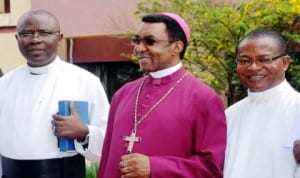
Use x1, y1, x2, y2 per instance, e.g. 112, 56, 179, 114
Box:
0, 68, 3, 77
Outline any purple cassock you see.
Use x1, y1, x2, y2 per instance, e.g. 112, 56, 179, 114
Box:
98, 67, 227, 178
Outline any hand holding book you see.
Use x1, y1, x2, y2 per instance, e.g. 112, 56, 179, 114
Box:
52, 100, 89, 152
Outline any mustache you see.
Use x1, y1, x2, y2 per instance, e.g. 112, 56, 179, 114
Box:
27, 47, 45, 51
136, 53, 151, 59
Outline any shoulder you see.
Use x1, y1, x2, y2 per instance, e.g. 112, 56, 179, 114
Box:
0, 65, 26, 94
0, 65, 26, 81
225, 97, 248, 118
111, 77, 145, 101
184, 73, 220, 98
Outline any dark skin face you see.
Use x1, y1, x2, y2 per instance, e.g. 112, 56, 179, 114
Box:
15, 11, 63, 67
133, 22, 184, 73
236, 37, 290, 92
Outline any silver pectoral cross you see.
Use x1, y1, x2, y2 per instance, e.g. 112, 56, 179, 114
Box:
123, 130, 141, 153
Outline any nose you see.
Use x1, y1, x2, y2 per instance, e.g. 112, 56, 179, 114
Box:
133, 42, 147, 54
33, 32, 41, 39
247, 61, 261, 70
31, 32, 43, 42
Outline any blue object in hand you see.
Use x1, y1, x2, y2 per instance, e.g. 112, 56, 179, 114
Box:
57, 100, 89, 152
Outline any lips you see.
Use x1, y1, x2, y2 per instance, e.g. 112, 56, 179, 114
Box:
137, 55, 151, 60
246, 74, 266, 81
28, 48, 45, 55
137, 55, 152, 64
28, 48, 44, 52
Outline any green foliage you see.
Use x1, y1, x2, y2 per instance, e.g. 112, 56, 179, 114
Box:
135, 0, 300, 106
86, 162, 99, 178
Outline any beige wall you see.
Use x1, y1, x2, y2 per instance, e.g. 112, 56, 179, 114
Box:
31, 0, 139, 37
0, 1, 3, 13
0, 0, 31, 26
0, 0, 31, 74
0, 33, 24, 73
10, 0, 31, 25
57, 39, 67, 62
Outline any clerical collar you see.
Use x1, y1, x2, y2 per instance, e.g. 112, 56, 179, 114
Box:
150, 62, 182, 78
27, 57, 58, 75
247, 80, 288, 102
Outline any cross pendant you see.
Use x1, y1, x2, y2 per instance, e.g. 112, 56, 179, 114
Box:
123, 130, 141, 154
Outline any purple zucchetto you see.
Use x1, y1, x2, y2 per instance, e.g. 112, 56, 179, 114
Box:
160, 12, 190, 43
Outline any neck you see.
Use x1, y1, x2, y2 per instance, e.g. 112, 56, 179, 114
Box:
150, 62, 182, 78
27, 57, 58, 75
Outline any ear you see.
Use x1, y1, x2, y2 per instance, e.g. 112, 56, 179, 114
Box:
58, 33, 63, 41
282, 55, 291, 71
171, 41, 184, 55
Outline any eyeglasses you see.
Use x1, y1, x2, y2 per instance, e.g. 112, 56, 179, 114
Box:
131, 36, 174, 46
18, 30, 60, 39
237, 53, 286, 66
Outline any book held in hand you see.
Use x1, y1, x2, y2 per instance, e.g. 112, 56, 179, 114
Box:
58, 100, 89, 152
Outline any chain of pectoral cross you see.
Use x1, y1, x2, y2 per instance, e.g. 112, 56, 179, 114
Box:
123, 73, 188, 153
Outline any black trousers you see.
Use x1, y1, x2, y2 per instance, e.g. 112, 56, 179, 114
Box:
1, 154, 86, 178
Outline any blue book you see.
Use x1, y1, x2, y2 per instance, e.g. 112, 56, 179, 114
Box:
58, 100, 89, 152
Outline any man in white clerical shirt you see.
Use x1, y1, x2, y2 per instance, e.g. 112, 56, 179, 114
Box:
0, 9, 109, 178
224, 28, 300, 178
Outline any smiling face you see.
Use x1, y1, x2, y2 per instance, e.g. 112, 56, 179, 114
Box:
15, 11, 63, 67
236, 36, 290, 92
133, 22, 182, 73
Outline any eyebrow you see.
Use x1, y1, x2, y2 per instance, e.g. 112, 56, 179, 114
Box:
135, 34, 155, 39
20, 26, 59, 31
238, 53, 273, 58
143, 35, 154, 38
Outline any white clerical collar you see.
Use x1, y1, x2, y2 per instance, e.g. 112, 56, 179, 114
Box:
27, 56, 59, 75
247, 80, 288, 102
150, 62, 182, 78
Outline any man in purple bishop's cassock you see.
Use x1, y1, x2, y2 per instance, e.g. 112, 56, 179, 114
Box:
98, 12, 227, 178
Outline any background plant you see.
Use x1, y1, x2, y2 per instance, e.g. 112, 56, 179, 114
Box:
135, 0, 300, 106
86, 162, 99, 178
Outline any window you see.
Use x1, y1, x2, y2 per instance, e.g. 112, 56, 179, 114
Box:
0, 0, 10, 13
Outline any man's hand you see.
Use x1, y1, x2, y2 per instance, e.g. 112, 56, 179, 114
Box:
52, 101, 88, 140
119, 153, 151, 178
